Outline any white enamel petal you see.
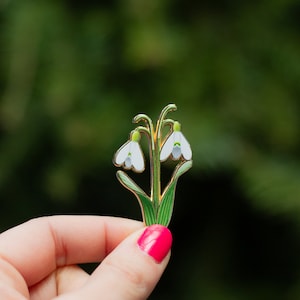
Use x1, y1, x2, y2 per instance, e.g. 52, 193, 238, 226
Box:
179, 132, 192, 160
130, 141, 145, 172
114, 141, 131, 165
173, 131, 181, 143
160, 132, 175, 161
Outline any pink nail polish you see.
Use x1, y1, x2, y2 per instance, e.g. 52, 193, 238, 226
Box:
137, 224, 172, 263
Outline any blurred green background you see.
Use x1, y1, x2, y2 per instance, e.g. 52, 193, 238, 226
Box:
1, 0, 300, 299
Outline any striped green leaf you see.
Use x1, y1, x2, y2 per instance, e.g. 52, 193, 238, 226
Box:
116, 170, 156, 225
157, 160, 193, 226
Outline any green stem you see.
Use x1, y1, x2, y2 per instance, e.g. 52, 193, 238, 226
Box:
135, 126, 150, 137
133, 105, 177, 221
152, 104, 177, 216
156, 104, 177, 142
133, 114, 154, 149
133, 113, 157, 209
151, 134, 161, 215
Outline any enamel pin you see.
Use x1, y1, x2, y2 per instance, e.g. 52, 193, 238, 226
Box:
113, 104, 192, 226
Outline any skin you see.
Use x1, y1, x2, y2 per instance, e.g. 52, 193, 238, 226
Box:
0, 215, 171, 299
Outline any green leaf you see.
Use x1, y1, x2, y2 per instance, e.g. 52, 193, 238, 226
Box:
173, 160, 193, 181
116, 171, 156, 225
157, 160, 193, 226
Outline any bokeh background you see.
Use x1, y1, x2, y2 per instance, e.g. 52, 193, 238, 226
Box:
1, 0, 300, 299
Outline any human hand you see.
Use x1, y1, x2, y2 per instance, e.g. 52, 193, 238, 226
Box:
0, 215, 172, 299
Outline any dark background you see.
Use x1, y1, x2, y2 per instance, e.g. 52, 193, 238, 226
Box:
1, 0, 300, 299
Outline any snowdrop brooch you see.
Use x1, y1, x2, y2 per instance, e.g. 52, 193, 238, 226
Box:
113, 104, 192, 226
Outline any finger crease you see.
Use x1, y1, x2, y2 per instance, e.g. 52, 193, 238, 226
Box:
47, 220, 68, 268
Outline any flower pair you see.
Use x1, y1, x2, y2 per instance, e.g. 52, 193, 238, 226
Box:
114, 121, 192, 172
113, 104, 193, 226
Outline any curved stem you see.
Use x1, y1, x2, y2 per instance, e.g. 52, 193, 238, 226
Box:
163, 118, 175, 126
156, 104, 177, 143
151, 104, 177, 211
161, 119, 175, 145
135, 126, 150, 137
133, 114, 154, 149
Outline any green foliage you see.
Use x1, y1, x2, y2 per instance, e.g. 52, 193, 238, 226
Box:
1, 0, 299, 209
116, 170, 156, 225
158, 160, 192, 226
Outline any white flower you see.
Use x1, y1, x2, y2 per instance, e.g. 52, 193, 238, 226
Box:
114, 131, 145, 173
160, 121, 192, 161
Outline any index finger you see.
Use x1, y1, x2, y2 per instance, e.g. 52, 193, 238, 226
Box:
0, 215, 143, 287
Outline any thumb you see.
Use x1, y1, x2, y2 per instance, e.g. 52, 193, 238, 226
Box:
57, 224, 172, 300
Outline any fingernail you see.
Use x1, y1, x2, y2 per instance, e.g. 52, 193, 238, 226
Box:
137, 224, 172, 263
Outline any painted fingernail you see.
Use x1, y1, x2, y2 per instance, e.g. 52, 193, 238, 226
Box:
137, 224, 172, 263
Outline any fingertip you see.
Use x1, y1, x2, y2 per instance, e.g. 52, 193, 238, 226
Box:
137, 225, 172, 263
